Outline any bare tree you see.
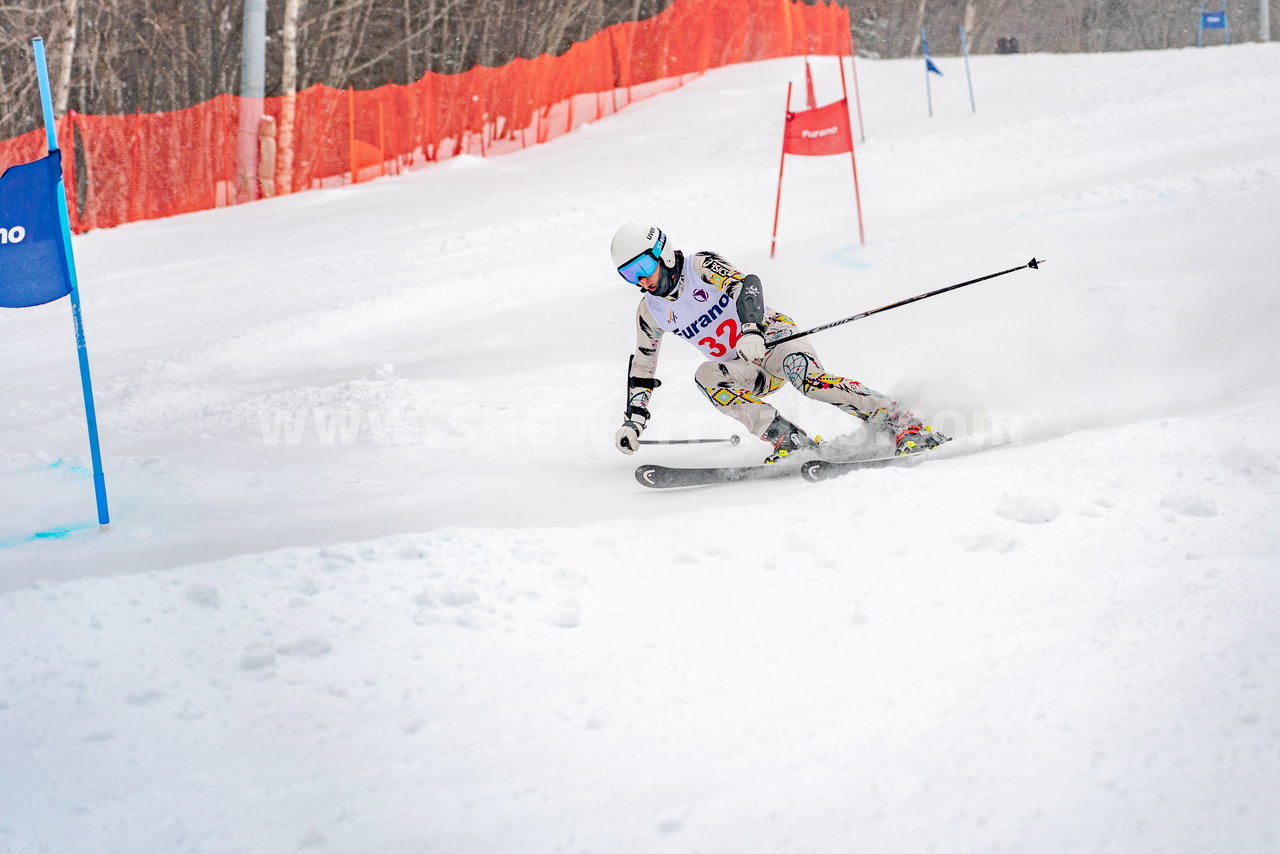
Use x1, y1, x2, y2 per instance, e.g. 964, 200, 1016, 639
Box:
53, 0, 78, 115
0, 4, 59, 135
278, 0, 302, 193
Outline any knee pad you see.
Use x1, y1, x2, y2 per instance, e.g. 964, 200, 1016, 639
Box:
781, 352, 816, 391
782, 352, 846, 394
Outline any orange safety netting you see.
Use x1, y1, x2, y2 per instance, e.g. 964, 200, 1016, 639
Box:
0, 0, 850, 233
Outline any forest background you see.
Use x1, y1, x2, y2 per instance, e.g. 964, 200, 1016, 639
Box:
0, 0, 1275, 142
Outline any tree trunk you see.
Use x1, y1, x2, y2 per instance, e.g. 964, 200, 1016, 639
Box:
278, 0, 302, 194
54, 0, 80, 116
913, 0, 929, 53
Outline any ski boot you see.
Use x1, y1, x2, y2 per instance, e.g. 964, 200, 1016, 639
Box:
761, 414, 820, 464
894, 424, 951, 456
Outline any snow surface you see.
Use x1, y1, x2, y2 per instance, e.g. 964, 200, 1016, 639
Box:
3, 45, 1280, 853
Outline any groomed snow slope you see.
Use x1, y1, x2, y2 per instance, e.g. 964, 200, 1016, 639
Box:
2, 44, 1279, 854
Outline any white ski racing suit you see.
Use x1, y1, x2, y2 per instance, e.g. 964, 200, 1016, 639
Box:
623, 249, 921, 445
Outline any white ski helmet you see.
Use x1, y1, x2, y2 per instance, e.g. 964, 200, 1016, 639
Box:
611, 222, 678, 296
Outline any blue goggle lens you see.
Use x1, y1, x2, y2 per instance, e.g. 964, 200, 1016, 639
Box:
618, 252, 659, 284
617, 232, 666, 284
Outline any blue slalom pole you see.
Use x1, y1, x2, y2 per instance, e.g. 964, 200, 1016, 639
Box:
921, 27, 934, 118
959, 25, 976, 113
33, 38, 110, 527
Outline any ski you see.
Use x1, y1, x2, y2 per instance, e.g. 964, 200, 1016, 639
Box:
635, 452, 911, 489
797, 454, 912, 483
634, 461, 794, 488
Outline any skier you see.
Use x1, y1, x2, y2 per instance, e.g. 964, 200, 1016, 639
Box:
610, 222, 948, 462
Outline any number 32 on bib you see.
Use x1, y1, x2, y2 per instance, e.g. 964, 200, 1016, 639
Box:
698, 318, 741, 359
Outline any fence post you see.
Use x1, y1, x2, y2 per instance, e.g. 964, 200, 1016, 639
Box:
347, 86, 357, 183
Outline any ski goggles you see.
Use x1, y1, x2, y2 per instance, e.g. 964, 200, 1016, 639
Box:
616, 231, 666, 284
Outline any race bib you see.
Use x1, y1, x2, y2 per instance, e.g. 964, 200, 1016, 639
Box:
644, 256, 745, 362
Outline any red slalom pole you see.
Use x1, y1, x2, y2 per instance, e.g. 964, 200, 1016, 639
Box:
769, 82, 792, 259
848, 45, 866, 142
838, 58, 865, 246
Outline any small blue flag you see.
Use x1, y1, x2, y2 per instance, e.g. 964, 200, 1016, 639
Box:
0, 151, 72, 308
922, 34, 943, 76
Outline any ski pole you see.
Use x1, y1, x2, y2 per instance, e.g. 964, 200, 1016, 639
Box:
639, 435, 741, 446
767, 257, 1043, 349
